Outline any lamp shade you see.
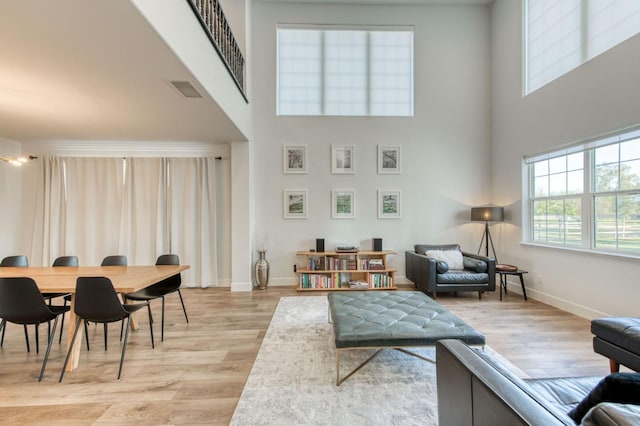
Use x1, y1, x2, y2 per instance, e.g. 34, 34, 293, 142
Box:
470, 206, 504, 222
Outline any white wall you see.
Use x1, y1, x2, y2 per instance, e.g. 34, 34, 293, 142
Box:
0, 138, 24, 259
491, 0, 640, 318
251, 2, 492, 285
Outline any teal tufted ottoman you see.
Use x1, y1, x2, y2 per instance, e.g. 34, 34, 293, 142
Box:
328, 291, 485, 385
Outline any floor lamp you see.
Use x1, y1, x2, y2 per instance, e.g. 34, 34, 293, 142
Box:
471, 206, 504, 263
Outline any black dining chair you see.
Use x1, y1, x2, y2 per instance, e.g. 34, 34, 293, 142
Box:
59, 276, 154, 381
82, 255, 128, 351
0, 255, 31, 349
0, 277, 70, 381
101, 255, 127, 266
50, 256, 79, 343
0, 255, 29, 267
124, 254, 188, 341
53, 256, 79, 267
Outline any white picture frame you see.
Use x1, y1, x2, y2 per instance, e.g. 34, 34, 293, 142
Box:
378, 145, 401, 174
283, 144, 307, 174
331, 189, 356, 219
331, 145, 355, 174
378, 190, 401, 219
283, 189, 308, 219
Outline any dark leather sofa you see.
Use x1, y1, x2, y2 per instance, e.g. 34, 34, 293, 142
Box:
405, 244, 495, 298
436, 339, 640, 425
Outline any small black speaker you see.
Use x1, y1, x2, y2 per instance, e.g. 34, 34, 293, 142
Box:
316, 238, 325, 253
373, 238, 382, 252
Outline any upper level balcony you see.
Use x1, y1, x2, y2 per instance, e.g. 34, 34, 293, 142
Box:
188, 0, 246, 102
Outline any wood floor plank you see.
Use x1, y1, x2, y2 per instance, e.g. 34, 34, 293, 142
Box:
0, 286, 618, 424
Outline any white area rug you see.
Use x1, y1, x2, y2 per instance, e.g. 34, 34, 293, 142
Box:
230, 296, 440, 425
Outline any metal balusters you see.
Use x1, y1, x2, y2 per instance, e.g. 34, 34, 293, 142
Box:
188, 0, 246, 100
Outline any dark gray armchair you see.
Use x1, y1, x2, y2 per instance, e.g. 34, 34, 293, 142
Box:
405, 244, 495, 299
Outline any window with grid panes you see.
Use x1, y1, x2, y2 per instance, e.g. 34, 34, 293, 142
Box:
277, 26, 413, 116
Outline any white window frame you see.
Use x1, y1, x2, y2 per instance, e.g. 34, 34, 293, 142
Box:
524, 125, 640, 257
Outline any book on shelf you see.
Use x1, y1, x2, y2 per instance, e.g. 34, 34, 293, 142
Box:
368, 273, 393, 288
307, 255, 325, 271
327, 256, 357, 271
368, 259, 385, 270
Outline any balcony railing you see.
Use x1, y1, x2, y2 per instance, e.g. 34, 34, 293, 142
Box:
188, 0, 247, 102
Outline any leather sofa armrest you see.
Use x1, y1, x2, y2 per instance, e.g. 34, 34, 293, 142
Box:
405, 251, 437, 290
436, 340, 571, 426
461, 251, 496, 289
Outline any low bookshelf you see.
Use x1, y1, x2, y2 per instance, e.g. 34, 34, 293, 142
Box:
295, 250, 396, 291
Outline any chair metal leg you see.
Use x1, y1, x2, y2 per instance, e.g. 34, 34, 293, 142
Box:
161, 297, 165, 342
147, 303, 155, 349
84, 321, 90, 351
39, 316, 59, 382
23, 325, 30, 353
58, 298, 68, 344
103, 323, 108, 351
177, 289, 189, 323
35, 323, 40, 354
59, 318, 83, 382
0, 319, 5, 347
118, 317, 132, 379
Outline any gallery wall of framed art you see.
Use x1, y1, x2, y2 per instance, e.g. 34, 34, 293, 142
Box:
280, 144, 401, 220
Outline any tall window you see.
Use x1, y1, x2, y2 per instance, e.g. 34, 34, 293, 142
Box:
531, 153, 584, 245
526, 126, 640, 255
277, 26, 414, 116
524, 0, 640, 94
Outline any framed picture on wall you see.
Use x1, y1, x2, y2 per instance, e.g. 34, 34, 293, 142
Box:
283, 144, 307, 174
331, 189, 356, 219
378, 190, 401, 219
283, 189, 308, 219
377, 145, 401, 174
331, 145, 355, 174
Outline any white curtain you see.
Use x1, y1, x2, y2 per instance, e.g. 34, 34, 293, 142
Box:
28, 155, 223, 287
119, 157, 168, 265
168, 158, 218, 288
29, 157, 67, 266
62, 157, 124, 266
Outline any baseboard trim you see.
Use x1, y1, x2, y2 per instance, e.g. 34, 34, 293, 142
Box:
504, 282, 608, 320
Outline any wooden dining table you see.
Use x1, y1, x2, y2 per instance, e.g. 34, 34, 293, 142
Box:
0, 264, 189, 371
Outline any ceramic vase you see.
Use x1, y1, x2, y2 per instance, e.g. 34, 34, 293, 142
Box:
255, 249, 269, 290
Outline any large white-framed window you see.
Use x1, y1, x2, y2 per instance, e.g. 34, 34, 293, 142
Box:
525, 126, 640, 255
277, 25, 414, 116
524, 0, 640, 95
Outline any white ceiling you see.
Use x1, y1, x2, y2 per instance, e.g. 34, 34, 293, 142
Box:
0, 0, 245, 144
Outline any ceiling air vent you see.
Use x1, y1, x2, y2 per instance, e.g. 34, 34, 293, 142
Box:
169, 80, 202, 98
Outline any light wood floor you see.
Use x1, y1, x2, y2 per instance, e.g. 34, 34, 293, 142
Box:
0, 286, 613, 425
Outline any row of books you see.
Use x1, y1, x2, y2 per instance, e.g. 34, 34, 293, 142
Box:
306, 256, 386, 271
307, 256, 326, 271
299, 273, 394, 289
368, 273, 393, 288
359, 258, 385, 270
326, 257, 357, 271
299, 273, 348, 289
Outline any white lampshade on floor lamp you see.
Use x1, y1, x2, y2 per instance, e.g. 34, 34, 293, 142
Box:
471, 206, 504, 263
